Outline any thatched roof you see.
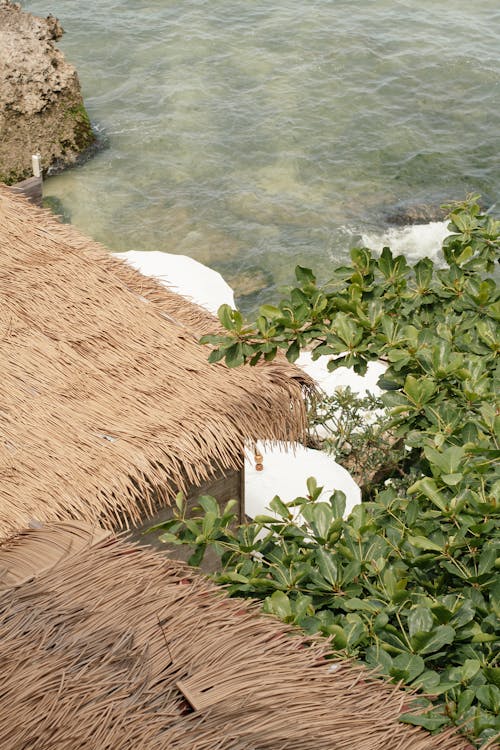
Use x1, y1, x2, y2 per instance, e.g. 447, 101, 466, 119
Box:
0, 185, 312, 540
0, 522, 472, 750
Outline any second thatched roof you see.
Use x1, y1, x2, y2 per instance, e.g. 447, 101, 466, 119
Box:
0, 186, 312, 540
0, 522, 473, 750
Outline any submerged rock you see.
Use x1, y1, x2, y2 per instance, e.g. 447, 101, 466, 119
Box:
42, 195, 71, 223
384, 201, 447, 225
224, 267, 271, 299
227, 191, 326, 228
0, 0, 95, 184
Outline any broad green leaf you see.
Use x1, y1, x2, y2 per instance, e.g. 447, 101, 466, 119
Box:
327, 624, 348, 648
478, 545, 498, 576
207, 347, 226, 364
365, 645, 393, 673
390, 653, 425, 682
158, 532, 182, 545
198, 495, 220, 515
404, 375, 437, 406
174, 491, 185, 511
405, 499, 419, 526
330, 490, 346, 520
345, 619, 366, 647
225, 342, 245, 368
450, 600, 475, 628
461, 659, 481, 682
408, 536, 444, 552
476, 685, 500, 713
217, 303, 236, 330
380, 631, 412, 655
344, 597, 381, 613
316, 548, 338, 586
350, 246, 372, 272
412, 670, 441, 691
306, 476, 319, 499
199, 333, 225, 345
477, 320, 499, 350
471, 630, 498, 643
373, 611, 389, 629
382, 568, 398, 599
295, 266, 316, 285
286, 339, 300, 362
201, 511, 217, 537
412, 625, 456, 655
341, 560, 362, 585
302, 502, 334, 541
441, 473, 463, 486
188, 544, 206, 567
484, 668, 500, 689
457, 688, 475, 715
431, 445, 465, 475
333, 313, 363, 347
292, 593, 314, 619
224, 571, 250, 584
253, 514, 282, 525
414, 257, 434, 290
430, 604, 453, 624
408, 477, 448, 511
259, 304, 282, 318
265, 590, 292, 620
269, 495, 290, 519
408, 606, 434, 638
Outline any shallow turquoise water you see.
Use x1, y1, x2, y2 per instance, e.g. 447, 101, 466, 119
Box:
21, 0, 500, 309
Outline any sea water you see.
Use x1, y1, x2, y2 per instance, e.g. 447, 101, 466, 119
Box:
21, 0, 500, 310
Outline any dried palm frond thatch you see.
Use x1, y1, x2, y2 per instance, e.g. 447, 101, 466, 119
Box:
0, 523, 473, 750
0, 186, 313, 540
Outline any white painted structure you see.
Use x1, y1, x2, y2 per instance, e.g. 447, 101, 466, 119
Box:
116, 250, 234, 316
245, 442, 361, 521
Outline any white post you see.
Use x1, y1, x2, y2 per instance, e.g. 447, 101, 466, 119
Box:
31, 153, 42, 178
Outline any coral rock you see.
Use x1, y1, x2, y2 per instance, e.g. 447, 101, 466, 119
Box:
0, 0, 95, 184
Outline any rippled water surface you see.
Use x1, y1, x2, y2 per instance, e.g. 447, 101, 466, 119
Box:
22, 0, 500, 309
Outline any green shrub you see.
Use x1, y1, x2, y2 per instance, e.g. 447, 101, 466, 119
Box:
160, 481, 499, 743
156, 196, 499, 746
307, 387, 406, 492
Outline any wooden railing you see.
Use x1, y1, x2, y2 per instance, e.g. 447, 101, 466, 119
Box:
9, 154, 43, 206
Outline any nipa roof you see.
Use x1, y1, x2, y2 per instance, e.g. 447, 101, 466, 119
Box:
0, 185, 311, 540
0, 522, 473, 750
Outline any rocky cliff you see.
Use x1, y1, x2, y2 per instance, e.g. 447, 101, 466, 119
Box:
0, 0, 95, 184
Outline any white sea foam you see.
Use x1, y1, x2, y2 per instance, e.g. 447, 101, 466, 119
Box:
361, 221, 450, 263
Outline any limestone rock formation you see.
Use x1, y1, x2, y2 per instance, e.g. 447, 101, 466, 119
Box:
0, 0, 95, 184
384, 201, 447, 226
